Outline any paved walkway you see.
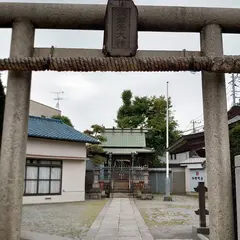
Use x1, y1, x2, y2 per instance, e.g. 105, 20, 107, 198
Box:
84, 198, 154, 240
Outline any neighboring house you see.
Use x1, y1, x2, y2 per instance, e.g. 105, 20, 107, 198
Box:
29, 100, 61, 118
167, 105, 240, 193
23, 116, 98, 204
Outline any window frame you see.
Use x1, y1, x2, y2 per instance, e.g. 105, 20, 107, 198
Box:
24, 159, 63, 196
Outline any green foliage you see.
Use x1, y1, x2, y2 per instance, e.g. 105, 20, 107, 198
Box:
0, 78, 5, 147
115, 90, 181, 167
52, 115, 74, 127
91, 155, 106, 165
122, 90, 132, 106
229, 123, 240, 237
230, 123, 240, 160
84, 124, 106, 166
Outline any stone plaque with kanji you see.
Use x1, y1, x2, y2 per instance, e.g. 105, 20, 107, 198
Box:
103, 0, 138, 57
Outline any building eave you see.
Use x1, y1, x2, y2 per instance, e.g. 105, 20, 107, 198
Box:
28, 135, 99, 144
167, 131, 205, 154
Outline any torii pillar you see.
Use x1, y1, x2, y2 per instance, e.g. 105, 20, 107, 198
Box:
0, 19, 34, 240
201, 24, 234, 239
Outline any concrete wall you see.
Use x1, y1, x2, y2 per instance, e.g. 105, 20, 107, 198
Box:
23, 160, 86, 204
29, 100, 61, 118
149, 168, 185, 194
176, 152, 190, 161
27, 138, 87, 159
149, 170, 172, 193
171, 167, 186, 194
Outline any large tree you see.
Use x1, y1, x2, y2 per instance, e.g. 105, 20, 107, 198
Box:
230, 124, 240, 160
52, 115, 74, 127
84, 124, 107, 166
116, 90, 181, 167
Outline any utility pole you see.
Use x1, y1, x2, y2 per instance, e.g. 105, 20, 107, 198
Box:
232, 73, 236, 106
164, 81, 172, 201
51, 91, 64, 110
229, 73, 240, 106
190, 120, 202, 133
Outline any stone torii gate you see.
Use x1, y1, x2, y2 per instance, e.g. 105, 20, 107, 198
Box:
0, 2, 237, 240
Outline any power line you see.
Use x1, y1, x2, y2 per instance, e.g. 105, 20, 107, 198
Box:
183, 115, 203, 134
182, 125, 204, 134
190, 120, 202, 133
193, 114, 203, 121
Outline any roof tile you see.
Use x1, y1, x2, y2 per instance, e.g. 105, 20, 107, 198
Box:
28, 116, 99, 144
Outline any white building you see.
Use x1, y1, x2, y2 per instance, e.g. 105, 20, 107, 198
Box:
180, 157, 207, 193
29, 100, 61, 118
167, 106, 240, 194
23, 116, 98, 204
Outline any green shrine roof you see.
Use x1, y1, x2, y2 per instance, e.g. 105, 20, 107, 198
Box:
101, 128, 148, 148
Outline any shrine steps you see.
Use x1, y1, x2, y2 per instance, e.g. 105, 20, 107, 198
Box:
110, 192, 133, 198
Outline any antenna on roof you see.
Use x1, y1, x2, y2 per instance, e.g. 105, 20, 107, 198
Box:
51, 91, 64, 110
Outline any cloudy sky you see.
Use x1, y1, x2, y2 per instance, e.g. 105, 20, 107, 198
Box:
0, 0, 240, 133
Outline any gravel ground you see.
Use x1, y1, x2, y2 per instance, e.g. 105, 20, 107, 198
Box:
135, 194, 209, 239
21, 199, 108, 240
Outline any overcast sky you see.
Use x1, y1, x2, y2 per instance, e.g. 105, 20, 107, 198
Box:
0, 0, 239, 133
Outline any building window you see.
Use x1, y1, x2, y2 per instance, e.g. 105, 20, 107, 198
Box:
24, 159, 62, 196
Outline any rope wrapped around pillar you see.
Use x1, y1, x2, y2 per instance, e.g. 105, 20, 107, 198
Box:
0, 55, 240, 72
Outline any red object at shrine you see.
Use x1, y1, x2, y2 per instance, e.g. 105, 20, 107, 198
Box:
99, 181, 104, 191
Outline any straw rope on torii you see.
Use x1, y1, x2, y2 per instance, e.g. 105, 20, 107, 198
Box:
1, 55, 240, 72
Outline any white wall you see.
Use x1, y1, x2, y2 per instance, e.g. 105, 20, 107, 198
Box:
29, 100, 61, 118
185, 168, 190, 192
184, 164, 208, 192
23, 138, 87, 204
171, 167, 185, 173
27, 138, 86, 159
23, 160, 86, 204
204, 168, 208, 188
176, 152, 189, 161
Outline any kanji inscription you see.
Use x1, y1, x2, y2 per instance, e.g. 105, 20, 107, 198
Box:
112, 7, 130, 49
103, 0, 138, 57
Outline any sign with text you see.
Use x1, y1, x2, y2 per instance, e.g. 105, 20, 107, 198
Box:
103, 0, 138, 57
190, 169, 206, 192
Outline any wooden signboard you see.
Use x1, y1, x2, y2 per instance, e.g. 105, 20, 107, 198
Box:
102, 0, 138, 57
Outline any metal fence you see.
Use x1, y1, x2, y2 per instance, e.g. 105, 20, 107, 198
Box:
149, 170, 173, 193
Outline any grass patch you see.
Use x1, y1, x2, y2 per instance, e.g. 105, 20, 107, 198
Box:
142, 211, 189, 227
166, 204, 196, 209
160, 219, 188, 226
81, 199, 108, 228
139, 207, 191, 228
22, 199, 108, 239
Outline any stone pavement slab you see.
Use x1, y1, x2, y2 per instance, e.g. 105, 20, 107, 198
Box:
84, 198, 154, 240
